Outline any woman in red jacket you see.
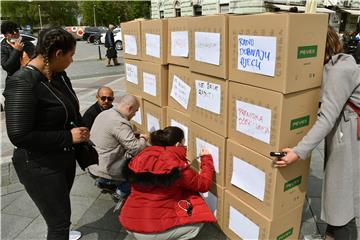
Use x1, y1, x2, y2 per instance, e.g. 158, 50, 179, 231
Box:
119, 126, 216, 240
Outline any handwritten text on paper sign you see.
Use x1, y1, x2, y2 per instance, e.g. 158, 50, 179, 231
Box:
124, 34, 137, 55
171, 31, 189, 57
195, 80, 221, 114
125, 63, 138, 84
237, 35, 276, 77
170, 75, 191, 110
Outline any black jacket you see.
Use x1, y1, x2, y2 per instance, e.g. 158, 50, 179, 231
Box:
82, 102, 104, 130
1, 38, 35, 77
4, 65, 82, 167
104, 30, 115, 48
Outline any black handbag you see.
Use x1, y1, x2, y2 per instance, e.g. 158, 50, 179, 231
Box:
74, 142, 99, 171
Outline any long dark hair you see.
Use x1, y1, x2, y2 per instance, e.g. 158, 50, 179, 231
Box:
324, 26, 342, 64
150, 126, 184, 146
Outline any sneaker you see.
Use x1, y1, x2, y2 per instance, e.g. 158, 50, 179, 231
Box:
95, 180, 116, 193
69, 230, 81, 240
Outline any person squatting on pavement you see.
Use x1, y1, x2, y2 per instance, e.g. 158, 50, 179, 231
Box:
82, 86, 114, 130
104, 24, 120, 67
88, 94, 148, 199
119, 126, 216, 240
273, 26, 360, 240
4, 27, 86, 240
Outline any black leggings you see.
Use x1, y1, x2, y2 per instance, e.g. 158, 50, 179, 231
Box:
13, 149, 76, 240
326, 218, 358, 240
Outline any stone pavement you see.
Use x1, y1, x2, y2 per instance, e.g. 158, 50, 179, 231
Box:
1, 73, 358, 239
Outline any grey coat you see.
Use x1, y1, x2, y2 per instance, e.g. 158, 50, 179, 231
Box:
88, 108, 146, 181
294, 54, 360, 226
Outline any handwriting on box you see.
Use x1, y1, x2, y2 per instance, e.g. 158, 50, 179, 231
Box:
126, 63, 138, 84
195, 32, 220, 66
237, 35, 276, 77
195, 138, 219, 173
146, 33, 160, 58
125, 34, 137, 55
236, 100, 271, 144
143, 72, 157, 96
195, 80, 221, 114
170, 75, 191, 109
171, 31, 189, 57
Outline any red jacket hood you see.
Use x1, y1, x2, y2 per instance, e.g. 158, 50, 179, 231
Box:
129, 146, 189, 174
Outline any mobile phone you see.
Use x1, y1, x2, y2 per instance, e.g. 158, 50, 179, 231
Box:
270, 151, 287, 157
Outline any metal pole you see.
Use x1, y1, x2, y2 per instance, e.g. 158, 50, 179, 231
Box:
93, 5, 97, 27
98, 45, 102, 60
38, 5, 43, 30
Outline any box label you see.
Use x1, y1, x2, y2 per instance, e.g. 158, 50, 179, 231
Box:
195, 32, 220, 66
297, 45, 317, 59
276, 228, 293, 240
284, 176, 302, 192
290, 116, 310, 130
195, 80, 221, 114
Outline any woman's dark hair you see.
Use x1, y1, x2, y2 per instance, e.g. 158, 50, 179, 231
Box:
324, 26, 342, 64
35, 27, 76, 65
150, 126, 184, 146
1, 21, 19, 35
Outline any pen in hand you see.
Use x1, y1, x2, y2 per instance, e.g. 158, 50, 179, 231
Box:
70, 121, 96, 146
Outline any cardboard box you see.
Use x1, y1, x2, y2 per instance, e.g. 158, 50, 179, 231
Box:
121, 19, 142, 60
168, 65, 192, 115
228, 81, 320, 157
143, 100, 167, 134
141, 19, 168, 65
189, 15, 229, 79
166, 108, 192, 159
200, 183, 225, 230
229, 13, 328, 93
189, 122, 226, 187
141, 61, 168, 107
125, 59, 142, 96
223, 190, 303, 240
190, 72, 228, 137
130, 95, 144, 132
226, 139, 309, 220
167, 17, 190, 67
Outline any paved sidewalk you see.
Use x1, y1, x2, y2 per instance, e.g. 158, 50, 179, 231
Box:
1, 74, 357, 239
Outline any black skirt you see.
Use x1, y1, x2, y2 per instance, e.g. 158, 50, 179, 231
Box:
106, 48, 117, 58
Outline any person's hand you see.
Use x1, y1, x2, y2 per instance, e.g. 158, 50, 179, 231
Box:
71, 127, 90, 144
139, 134, 149, 141
11, 38, 24, 51
273, 148, 300, 168
199, 148, 211, 156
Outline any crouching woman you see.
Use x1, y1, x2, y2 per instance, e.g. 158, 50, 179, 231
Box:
119, 126, 216, 240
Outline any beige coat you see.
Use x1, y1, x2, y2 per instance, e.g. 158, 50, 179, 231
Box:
88, 108, 146, 181
294, 54, 360, 226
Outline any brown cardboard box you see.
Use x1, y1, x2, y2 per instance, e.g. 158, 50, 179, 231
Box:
168, 65, 192, 115
121, 19, 142, 60
141, 19, 168, 65
125, 59, 142, 96
143, 100, 167, 134
229, 13, 328, 93
166, 108, 191, 158
189, 15, 229, 79
190, 72, 228, 137
167, 17, 190, 67
141, 61, 168, 107
200, 183, 225, 230
130, 95, 144, 132
223, 190, 303, 240
189, 122, 226, 187
228, 81, 320, 157
226, 139, 309, 220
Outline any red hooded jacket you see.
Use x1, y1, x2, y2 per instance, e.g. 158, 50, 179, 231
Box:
119, 146, 216, 233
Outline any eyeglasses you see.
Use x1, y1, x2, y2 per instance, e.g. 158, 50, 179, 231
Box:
99, 96, 114, 102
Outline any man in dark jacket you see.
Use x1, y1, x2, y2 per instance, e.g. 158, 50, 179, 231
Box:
82, 86, 114, 130
104, 24, 120, 67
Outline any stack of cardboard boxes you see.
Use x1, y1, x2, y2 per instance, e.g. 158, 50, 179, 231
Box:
122, 13, 328, 239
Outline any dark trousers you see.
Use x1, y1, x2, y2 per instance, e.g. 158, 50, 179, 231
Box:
13, 149, 76, 240
326, 218, 358, 240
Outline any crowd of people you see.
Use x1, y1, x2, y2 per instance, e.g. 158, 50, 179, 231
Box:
1, 19, 359, 240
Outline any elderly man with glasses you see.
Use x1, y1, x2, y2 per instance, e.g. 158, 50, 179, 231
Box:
82, 86, 114, 130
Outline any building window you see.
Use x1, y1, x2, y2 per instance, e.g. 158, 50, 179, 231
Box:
220, 4, 229, 13
175, 8, 181, 17
194, 5, 202, 16
160, 10, 164, 18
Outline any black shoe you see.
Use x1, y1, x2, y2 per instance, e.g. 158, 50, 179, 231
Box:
95, 180, 117, 193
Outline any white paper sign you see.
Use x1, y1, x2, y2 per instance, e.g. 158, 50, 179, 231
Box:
195, 32, 220, 65
229, 206, 260, 240
145, 33, 160, 58
237, 35, 276, 77
146, 113, 160, 133
124, 34, 137, 55
195, 138, 219, 173
201, 191, 218, 218
231, 156, 266, 201
195, 80, 221, 114
171, 31, 189, 57
125, 63, 138, 85
143, 72, 157, 96
170, 75, 191, 110
132, 108, 142, 125
170, 119, 188, 146
236, 100, 272, 144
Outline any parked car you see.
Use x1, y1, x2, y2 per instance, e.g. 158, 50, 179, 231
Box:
87, 28, 106, 44
100, 27, 123, 50
0, 33, 37, 46
83, 26, 107, 41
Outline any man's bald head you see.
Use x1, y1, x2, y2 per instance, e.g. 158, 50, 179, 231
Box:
117, 94, 140, 120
